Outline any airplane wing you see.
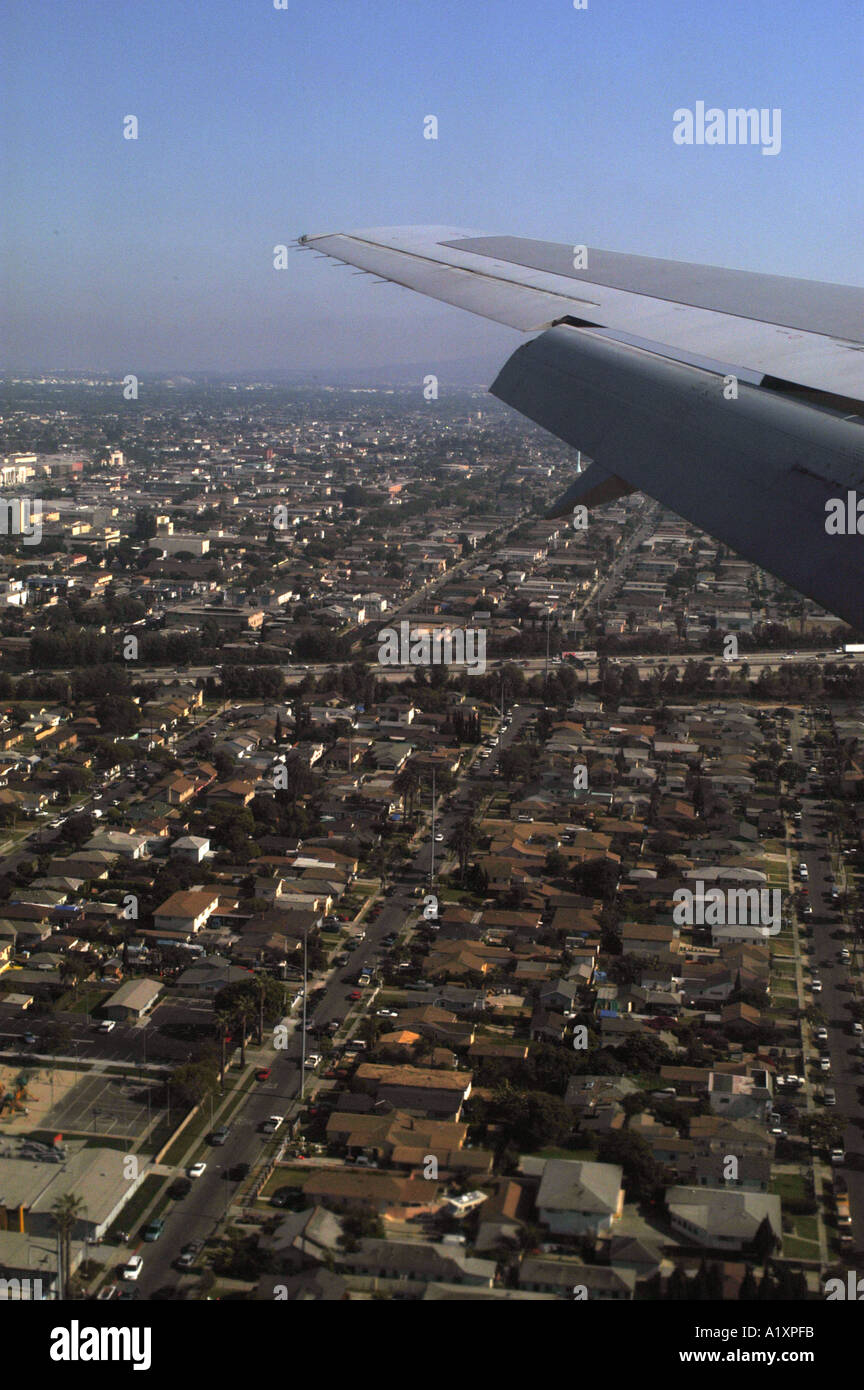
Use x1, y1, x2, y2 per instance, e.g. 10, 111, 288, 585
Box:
300, 226, 864, 631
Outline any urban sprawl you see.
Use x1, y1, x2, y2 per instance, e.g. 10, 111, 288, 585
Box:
0, 377, 862, 1303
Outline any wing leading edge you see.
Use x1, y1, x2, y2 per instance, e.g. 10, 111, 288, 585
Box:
301, 225, 864, 630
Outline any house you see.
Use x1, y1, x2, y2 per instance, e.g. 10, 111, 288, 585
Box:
666, 1187, 781, 1252
301, 1170, 441, 1220
352, 1063, 473, 1120
536, 1159, 625, 1236
175, 957, 252, 994
84, 830, 149, 860
263, 1207, 344, 1271
153, 890, 219, 935
170, 835, 210, 863
519, 1258, 635, 1299
103, 977, 162, 1021
708, 1069, 772, 1121
338, 1239, 496, 1289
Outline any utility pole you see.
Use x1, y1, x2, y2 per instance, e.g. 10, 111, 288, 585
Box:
430, 768, 437, 888
299, 922, 308, 1100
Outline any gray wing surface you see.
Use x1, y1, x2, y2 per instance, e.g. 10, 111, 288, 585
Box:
300, 225, 864, 630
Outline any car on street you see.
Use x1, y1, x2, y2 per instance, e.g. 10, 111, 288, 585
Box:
121, 1255, 143, 1281
823, 1088, 837, 1106
175, 1241, 203, 1269
304, 1054, 322, 1069
209, 1126, 230, 1146
819, 1056, 831, 1072
815, 1026, 829, 1042
347, 989, 362, 1001
831, 1148, 845, 1165
260, 1115, 284, 1134
22, 1032, 37, 1045
377, 1008, 398, 1018
141, 1218, 165, 1242
852, 1022, 863, 1037
188, 1162, 207, 1179
255, 1067, 271, 1082
98, 1020, 116, 1033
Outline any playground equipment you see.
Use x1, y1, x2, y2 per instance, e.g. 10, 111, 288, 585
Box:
0, 1071, 32, 1120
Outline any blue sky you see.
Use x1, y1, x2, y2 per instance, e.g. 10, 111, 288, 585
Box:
2, 0, 861, 374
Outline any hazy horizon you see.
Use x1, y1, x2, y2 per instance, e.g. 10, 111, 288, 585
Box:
3, 0, 862, 374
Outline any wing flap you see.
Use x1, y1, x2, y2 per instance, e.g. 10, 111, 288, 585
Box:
301, 226, 864, 403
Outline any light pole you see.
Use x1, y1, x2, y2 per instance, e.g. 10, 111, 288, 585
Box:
299, 921, 308, 1101
429, 769, 437, 888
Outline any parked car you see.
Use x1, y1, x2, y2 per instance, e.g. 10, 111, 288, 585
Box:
175, 1241, 202, 1269
824, 1088, 837, 1106
831, 1148, 846, 1165
304, 1055, 322, 1070
209, 1126, 230, 1146
187, 1162, 207, 1179
255, 1067, 271, 1082
815, 1026, 829, 1042
121, 1255, 143, 1281
811, 979, 823, 993
141, 1218, 165, 1242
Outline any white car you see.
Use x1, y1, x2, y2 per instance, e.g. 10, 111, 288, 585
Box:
852, 1022, 863, 1037
377, 1008, 398, 1018
815, 1026, 829, 1042
121, 1255, 143, 1281
99, 1019, 116, 1033
831, 1148, 845, 1165
304, 1054, 322, 1069
811, 979, 823, 993
187, 1162, 207, 1179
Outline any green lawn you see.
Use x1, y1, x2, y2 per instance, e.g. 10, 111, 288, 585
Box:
783, 1234, 820, 1259
103, 1173, 165, 1244
770, 1173, 806, 1203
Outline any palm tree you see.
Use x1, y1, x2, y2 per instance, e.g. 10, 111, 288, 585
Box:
449, 813, 477, 885
51, 1193, 86, 1299
393, 762, 421, 820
